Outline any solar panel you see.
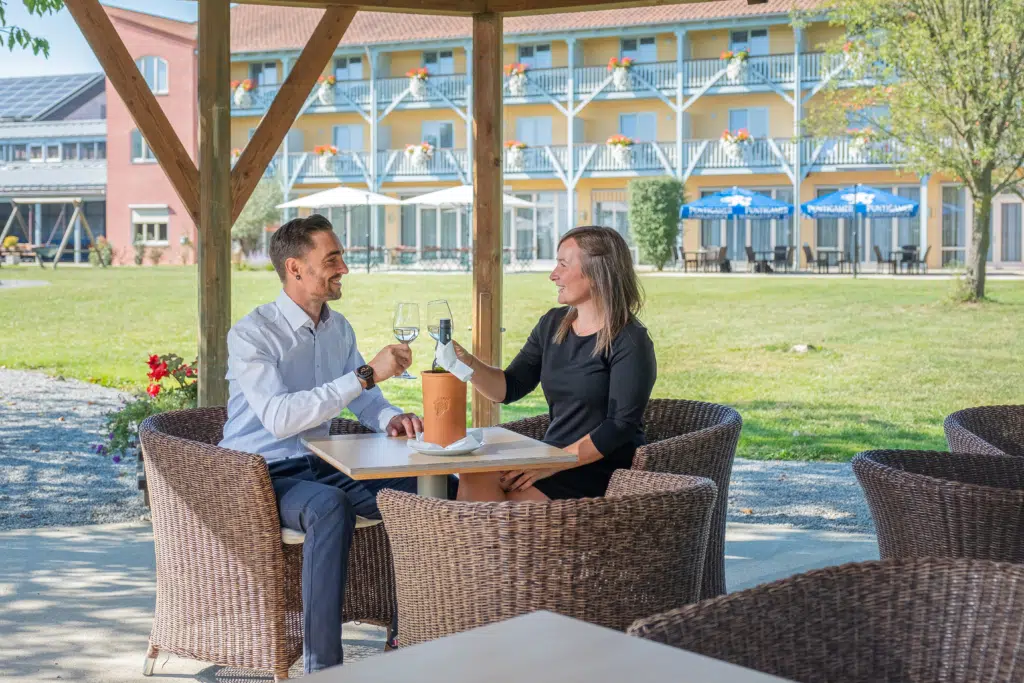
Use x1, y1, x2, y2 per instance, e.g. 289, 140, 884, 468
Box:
0, 73, 103, 121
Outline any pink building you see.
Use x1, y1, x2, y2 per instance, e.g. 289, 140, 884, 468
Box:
104, 6, 198, 266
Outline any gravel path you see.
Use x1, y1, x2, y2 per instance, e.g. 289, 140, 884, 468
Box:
0, 369, 871, 533
0, 369, 146, 530
728, 457, 873, 533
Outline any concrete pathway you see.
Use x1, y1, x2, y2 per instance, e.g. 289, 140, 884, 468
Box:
0, 520, 876, 682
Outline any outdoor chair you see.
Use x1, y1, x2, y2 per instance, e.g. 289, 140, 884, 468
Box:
138, 408, 397, 680
378, 470, 717, 647
853, 449, 1024, 563
873, 245, 896, 274
500, 398, 742, 599
898, 245, 919, 274
745, 245, 759, 273
628, 558, 1024, 683
772, 245, 791, 273
803, 245, 825, 273
944, 405, 1024, 457
916, 245, 931, 273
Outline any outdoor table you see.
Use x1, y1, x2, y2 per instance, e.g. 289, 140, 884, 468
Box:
302, 427, 577, 498
303, 610, 795, 682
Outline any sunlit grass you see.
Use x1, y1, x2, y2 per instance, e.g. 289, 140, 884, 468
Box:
2, 266, 1022, 461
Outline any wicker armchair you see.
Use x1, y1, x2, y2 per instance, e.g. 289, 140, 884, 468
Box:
379, 470, 717, 647
138, 408, 397, 680
629, 558, 1024, 683
852, 449, 1024, 563
944, 405, 1024, 457
500, 398, 741, 599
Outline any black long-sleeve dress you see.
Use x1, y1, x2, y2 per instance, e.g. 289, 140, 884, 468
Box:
502, 306, 657, 499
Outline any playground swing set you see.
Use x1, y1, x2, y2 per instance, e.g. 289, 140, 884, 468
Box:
0, 197, 99, 269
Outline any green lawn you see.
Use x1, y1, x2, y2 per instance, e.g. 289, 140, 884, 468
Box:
2, 266, 1022, 461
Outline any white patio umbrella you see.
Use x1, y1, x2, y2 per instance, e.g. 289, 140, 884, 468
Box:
277, 186, 402, 272
400, 184, 534, 208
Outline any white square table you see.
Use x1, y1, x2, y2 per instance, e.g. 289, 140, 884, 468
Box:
302, 610, 796, 682
301, 427, 577, 498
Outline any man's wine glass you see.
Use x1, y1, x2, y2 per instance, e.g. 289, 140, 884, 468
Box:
427, 299, 453, 341
393, 303, 419, 380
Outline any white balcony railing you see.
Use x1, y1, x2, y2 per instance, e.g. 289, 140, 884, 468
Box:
235, 52, 853, 114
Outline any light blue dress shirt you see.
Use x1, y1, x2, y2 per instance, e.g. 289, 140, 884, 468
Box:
219, 290, 402, 464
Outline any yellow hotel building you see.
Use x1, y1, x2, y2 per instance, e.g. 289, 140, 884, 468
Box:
226, 1, 1024, 271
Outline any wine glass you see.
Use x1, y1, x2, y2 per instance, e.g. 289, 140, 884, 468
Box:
427, 299, 453, 341
392, 302, 419, 380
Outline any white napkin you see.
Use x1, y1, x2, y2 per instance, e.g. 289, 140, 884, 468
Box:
433, 341, 474, 382
411, 428, 484, 453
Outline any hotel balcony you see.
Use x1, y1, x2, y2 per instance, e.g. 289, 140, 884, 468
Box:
233, 52, 851, 115
264, 137, 902, 185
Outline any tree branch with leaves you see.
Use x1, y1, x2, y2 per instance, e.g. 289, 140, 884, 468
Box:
1, 0, 64, 56
803, 0, 1024, 300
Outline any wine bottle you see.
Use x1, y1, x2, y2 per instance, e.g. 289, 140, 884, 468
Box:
432, 318, 452, 373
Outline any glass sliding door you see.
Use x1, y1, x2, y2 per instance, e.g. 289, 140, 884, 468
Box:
1002, 202, 1022, 263
896, 186, 920, 248
942, 186, 967, 266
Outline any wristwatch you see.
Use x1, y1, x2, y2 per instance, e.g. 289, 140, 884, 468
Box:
356, 364, 375, 391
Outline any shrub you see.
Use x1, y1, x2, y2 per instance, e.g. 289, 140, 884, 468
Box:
627, 177, 684, 270
146, 246, 165, 266
133, 243, 145, 266
88, 236, 114, 267
94, 353, 197, 462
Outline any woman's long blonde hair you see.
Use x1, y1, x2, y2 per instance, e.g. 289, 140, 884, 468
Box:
553, 225, 645, 356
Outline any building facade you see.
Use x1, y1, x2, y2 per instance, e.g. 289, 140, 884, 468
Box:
4, 2, 1022, 270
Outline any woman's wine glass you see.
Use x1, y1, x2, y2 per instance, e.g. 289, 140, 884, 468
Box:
393, 302, 419, 380
427, 299, 453, 341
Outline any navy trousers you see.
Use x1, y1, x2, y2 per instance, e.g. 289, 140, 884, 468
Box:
267, 455, 416, 673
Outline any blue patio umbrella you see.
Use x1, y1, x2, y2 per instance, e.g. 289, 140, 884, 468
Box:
801, 185, 919, 277
680, 186, 793, 219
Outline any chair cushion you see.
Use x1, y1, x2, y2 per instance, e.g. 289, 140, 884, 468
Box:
281, 517, 381, 544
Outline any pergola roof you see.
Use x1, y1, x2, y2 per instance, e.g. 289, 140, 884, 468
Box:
230, 0, 764, 18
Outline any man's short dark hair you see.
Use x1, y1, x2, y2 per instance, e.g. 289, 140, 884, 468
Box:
269, 214, 335, 281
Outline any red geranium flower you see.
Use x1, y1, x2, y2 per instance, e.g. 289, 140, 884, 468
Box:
147, 383, 161, 397
148, 362, 169, 382
148, 354, 160, 368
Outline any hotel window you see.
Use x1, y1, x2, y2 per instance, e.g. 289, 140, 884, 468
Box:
515, 116, 553, 147
423, 50, 455, 75
334, 56, 363, 81
1001, 202, 1022, 262
517, 44, 552, 69
81, 142, 96, 160
0, 145, 6, 162
332, 124, 364, 151
130, 129, 157, 163
620, 36, 657, 63
62, 142, 79, 160
730, 29, 769, 56
136, 56, 169, 94
132, 208, 170, 245
249, 62, 279, 87
941, 186, 967, 266
422, 121, 455, 149
96, 141, 106, 159
12, 144, 27, 161
45, 143, 61, 162
619, 112, 658, 142
29, 144, 44, 162
728, 108, 770, 138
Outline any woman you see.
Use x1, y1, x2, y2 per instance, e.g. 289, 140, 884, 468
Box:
455, 225, 656, 501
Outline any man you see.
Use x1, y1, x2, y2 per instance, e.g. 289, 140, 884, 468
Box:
220, 214, 420, 673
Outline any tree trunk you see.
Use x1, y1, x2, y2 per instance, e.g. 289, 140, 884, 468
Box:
965, 180, 993, 301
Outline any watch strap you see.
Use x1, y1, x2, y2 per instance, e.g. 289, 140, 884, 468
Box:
357, 364, 375, 390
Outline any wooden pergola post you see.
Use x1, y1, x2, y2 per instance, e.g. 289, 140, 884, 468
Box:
471, 12, 503, 427
197, 0, 233, 407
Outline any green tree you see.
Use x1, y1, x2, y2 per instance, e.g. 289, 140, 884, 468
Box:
232, 177, 283, 256
627, 177, 683, 271
804, 0, 1024, 301
1, 0, 63, 56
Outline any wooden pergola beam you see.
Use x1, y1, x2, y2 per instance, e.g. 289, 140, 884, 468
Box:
230, 6, 356, 222
471, 11, 503, 427
64, 0, 200, 226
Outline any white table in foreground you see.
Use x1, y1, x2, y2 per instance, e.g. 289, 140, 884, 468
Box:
304, 610, 795, 683
301, 427, 577, 498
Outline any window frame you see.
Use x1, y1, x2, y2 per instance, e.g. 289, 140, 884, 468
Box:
620, 36, 657, 63
131, 129, 158, 164
422, 50, 455, 75
421, 120, 455, 149
136, 56, 169, 95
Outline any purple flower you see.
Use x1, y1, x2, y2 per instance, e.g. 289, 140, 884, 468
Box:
112, 454, 121, 464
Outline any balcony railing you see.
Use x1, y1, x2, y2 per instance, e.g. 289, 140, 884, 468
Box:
233, 52, 853, 114
268, 136, 902, 183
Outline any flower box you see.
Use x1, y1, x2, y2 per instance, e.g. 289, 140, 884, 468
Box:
407, 67, 429, 100
405, 142, 434, 170
606, 134, 634, 166
607, 57, 634, 91
314, 144, 338, 174
316, 74, 337, 105
720, 50, 750, 83
505, 140, 527, 171
230, 79, 254, 108
720, 128, 752, 162
847, 128, 874, 160
504, 63, 529, 96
